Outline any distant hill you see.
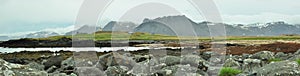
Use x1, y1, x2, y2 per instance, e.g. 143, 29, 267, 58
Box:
65, 25, 101, 35
134, 15, 202, 36
0, 36, 9, 41
25, 31, 60, 38
102, 21, 138, 32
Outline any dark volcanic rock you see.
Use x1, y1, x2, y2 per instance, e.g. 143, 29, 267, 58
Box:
43, 55, 64, 70
0, 37, 72, 48
0, 38, 158, 47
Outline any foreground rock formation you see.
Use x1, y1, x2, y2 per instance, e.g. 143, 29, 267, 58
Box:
1, 49, 300, 76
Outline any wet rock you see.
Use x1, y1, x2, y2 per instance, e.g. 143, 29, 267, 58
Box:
43, 55, 64, 70
253, 61, 300, 76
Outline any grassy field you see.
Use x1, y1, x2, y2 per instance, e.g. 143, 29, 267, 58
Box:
36, 31, 300, 41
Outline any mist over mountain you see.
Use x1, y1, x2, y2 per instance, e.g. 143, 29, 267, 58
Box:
104, 15, 300, 36
0, 31, 61, 41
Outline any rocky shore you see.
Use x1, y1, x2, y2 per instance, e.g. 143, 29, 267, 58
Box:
1, 48, 300, 76
0, 37, 164, 48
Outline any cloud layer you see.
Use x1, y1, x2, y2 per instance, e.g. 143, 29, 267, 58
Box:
0, 0, 299, 36
222, 13, 300, 24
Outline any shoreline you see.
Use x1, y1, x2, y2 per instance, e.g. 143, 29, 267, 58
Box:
1, 40, 300, 75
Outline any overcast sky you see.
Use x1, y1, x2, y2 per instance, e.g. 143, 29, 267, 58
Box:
0, 0, 300, 36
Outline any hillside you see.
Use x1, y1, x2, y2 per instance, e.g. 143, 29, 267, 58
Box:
37, 31, 300, 41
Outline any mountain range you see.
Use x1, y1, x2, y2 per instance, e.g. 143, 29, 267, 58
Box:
103, 15, 300, 36
65, 25, 101, 35
0, 25, 101, 41
25, 31, 60, 38
1, 15, 300, 41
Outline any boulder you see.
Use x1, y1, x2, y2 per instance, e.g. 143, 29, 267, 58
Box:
48, 73, 68, 76
61, 57, 75, 74
289, 49, 300, 60
159, 56, 181, 66
133, 55, 151, 62
105, 66, 130, 76
0, 59, 51, 76
223, 58, 240, 68
274, 52, 289, 60
43, 55, 64, 70
130, 59, 162, 75
28, 62, 45, 71
251, 51, 274, 60
242, 59, 262, 73
253, 61, 300, 76
162, 64, 208, 76
46, 66, 58, 73
181, 55, 204, 66
181, 55, 209, 71
97, 53, 136, 70
75, 67, 106, 76
294, 49, 300, 55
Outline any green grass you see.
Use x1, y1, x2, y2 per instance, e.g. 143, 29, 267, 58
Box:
34, 31, 300, 41
296, 59, 300, 65
38, 36, 71, 40
226, 36, 300, 40
219, 67, 242, 76
268, 58, 282, 62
